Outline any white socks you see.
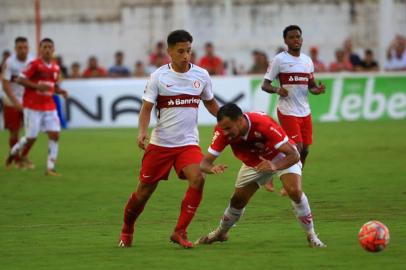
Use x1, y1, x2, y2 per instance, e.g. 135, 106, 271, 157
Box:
47, 140, 59, 170
219, 205, 245, 233
10, 136, 27, 155
291, 192, 316, 236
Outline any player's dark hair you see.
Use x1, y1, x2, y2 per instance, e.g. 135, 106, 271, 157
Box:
15, 36, 28, 44
217, 103, 243, 122
40, 38, 54, 46
283, 25, 302, 39
167, 30, 193, 47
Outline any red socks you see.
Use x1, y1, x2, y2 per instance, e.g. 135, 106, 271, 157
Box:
121, 193, 145, 234
175, 186, 203, 232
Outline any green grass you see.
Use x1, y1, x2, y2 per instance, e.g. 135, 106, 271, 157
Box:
1, 121, 406, 270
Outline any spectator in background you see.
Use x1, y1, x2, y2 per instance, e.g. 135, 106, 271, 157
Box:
385, 35, 406, 71
146, 53, 168, 74
82, 56, 107, 78
248, 50, 268, 75
190, 50, 197, 64
55, 55, 68, 78
133, 61, 147, 77
69, 62, 81, 79
1, 50, 11, 74
108, 51, 131, 77
329, 49, 353, 72
149, 41, 170, 66
360, 49, 379, 71
199, 42, 224, 75
309, 46, 326, 73
343, 39, 362, 70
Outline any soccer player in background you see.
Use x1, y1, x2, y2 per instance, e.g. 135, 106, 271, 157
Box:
118, 30, 219, 248
197, 103, 326, 248
6, 38, 68, 176
261, 25, 326, 193
2, 37, 33, 168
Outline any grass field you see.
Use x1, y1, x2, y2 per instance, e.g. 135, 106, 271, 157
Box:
1, 121, 406, 270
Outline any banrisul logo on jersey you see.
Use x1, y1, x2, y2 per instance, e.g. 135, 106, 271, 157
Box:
250, 74, 406, 122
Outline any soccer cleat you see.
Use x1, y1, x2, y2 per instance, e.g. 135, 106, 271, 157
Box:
196, 228, 228, 245
307, 234, 327, 248
170, 230, 193, 248
264, 180, 275, 192
118, 233, 133, 247
19, 157, 35, 170
45, 169, 61, 177
5, 152, 16, 169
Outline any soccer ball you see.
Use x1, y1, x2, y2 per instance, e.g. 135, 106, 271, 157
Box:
358, 221, 390, 252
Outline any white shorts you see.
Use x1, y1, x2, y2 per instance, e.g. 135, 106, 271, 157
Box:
24, 108, 61, 138
235, 158, 302, 188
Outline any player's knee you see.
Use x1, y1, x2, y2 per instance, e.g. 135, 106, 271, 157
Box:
189, 172, 205, 190
286, 187, 302, 202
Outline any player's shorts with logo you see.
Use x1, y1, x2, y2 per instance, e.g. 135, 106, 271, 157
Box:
3, 105, 24, 131
235, 153, 302, 188
139, 144, 203, 184
277, 109, 312, 146
24, 108, 61, 138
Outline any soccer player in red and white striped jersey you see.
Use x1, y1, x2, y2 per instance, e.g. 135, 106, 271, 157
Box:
118, 30, 219, 248
261, 25, 326, 193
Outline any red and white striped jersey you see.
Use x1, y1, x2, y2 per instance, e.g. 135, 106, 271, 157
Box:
143, 63, 214, 147
264, 51, 315, 117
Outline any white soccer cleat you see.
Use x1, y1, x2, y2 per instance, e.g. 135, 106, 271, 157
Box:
195, 228, 228, 245
307, 234, 327, 248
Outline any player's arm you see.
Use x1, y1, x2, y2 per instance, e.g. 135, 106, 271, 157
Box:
255, 142, 300, 173
203, 98, 219, 117
137, 100, 154, 150
308, 77, 326, 95
17, 76, 51, 92
200, 153, 228, 174
261, 79, 288, 97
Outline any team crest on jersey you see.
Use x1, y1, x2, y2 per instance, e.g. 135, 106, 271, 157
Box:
212, 131, 220, 144
193, 80, 201, 88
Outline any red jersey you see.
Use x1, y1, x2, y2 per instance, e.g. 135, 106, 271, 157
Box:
209, 112, 291, 167
21, 58, 60, 111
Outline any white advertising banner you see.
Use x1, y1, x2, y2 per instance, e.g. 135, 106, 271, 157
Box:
60, 77, 251, 128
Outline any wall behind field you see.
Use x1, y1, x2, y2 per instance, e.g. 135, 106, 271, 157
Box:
0, 0, 405, 72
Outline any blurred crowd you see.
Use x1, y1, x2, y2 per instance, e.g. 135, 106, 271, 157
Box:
2, 35, 405, 79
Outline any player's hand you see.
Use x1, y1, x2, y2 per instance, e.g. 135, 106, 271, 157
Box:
37, 83, 51, 92
137, 133, 149, 150
210, 164, 228, 174
312, 82, 326, 95
58, 89, 68, 98
14, 102, 24, 111
277, 87, 289, 97
255, 156, 278, 172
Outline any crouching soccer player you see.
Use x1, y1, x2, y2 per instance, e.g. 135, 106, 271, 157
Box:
197, 103, 326, 248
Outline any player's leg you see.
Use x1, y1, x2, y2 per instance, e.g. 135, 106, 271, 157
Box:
119, 181, 158, 247
44, 110, 62, 176
197, 182, 259, 244
119, 144, 173, 247
45, 131, 60, 176
198, 164, 267, 244
279, 171, 326, 248
299, 114, 313, 167
171, 146, 205, 248
275, 110, 302, 195
7, 108, 38, 169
